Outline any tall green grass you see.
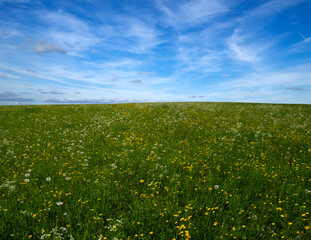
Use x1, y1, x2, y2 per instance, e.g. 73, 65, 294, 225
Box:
0, 102, 310, 239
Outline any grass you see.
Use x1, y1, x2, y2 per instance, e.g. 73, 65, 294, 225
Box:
0, 102, 310, 239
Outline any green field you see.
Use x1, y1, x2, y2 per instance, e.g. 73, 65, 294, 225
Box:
0, 102, 310, 239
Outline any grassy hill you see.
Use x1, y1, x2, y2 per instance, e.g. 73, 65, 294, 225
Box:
0, 102, 310, 239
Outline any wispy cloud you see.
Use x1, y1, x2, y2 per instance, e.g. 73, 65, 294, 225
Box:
38, 10, 99, 54
32, 40, 66, 54
0, 91, 34, 102
290, 34, 311, 52
39, 91, 63, 95
227, 0, 307, 64
0, 0, 29, 4
286, 87, 308, 91
156, 0, 230, 29
222, 74, 230, 77
203, 64, 311, 103
130, 79, 142, 83
138, 72, 158, 76
176, 47, 222, 73
237, 0, 306, 28
99, 17, 162, 53
42, 97, 141, 104
227, 29, 261, 63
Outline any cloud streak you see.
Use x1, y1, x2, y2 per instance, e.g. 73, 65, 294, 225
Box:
156, 0, 230, 29
0, 91, 34, 102
33, 40, 66, 54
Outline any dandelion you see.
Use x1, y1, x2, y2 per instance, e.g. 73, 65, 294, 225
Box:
252, 215, 258, 220
24, 179, 30, 183
214, 185, 219, 190
46, 177, 51, 181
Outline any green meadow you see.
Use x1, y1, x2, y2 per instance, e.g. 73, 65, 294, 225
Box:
0, 102, 310, 239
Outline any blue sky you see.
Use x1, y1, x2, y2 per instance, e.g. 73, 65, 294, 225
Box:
0, 0, 311, 105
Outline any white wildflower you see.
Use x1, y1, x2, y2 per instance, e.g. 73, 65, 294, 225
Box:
24, 179, 30, 183
56, 202, 63, 206
46, 177, 51, 181
25, 173, 30, 177
214, 185, 219, 190
252, 215, 258, 220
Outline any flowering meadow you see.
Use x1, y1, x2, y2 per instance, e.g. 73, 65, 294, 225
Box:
0, 102, 310, 239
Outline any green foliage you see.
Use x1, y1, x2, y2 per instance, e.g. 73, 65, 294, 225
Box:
0, 102, 310, 239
